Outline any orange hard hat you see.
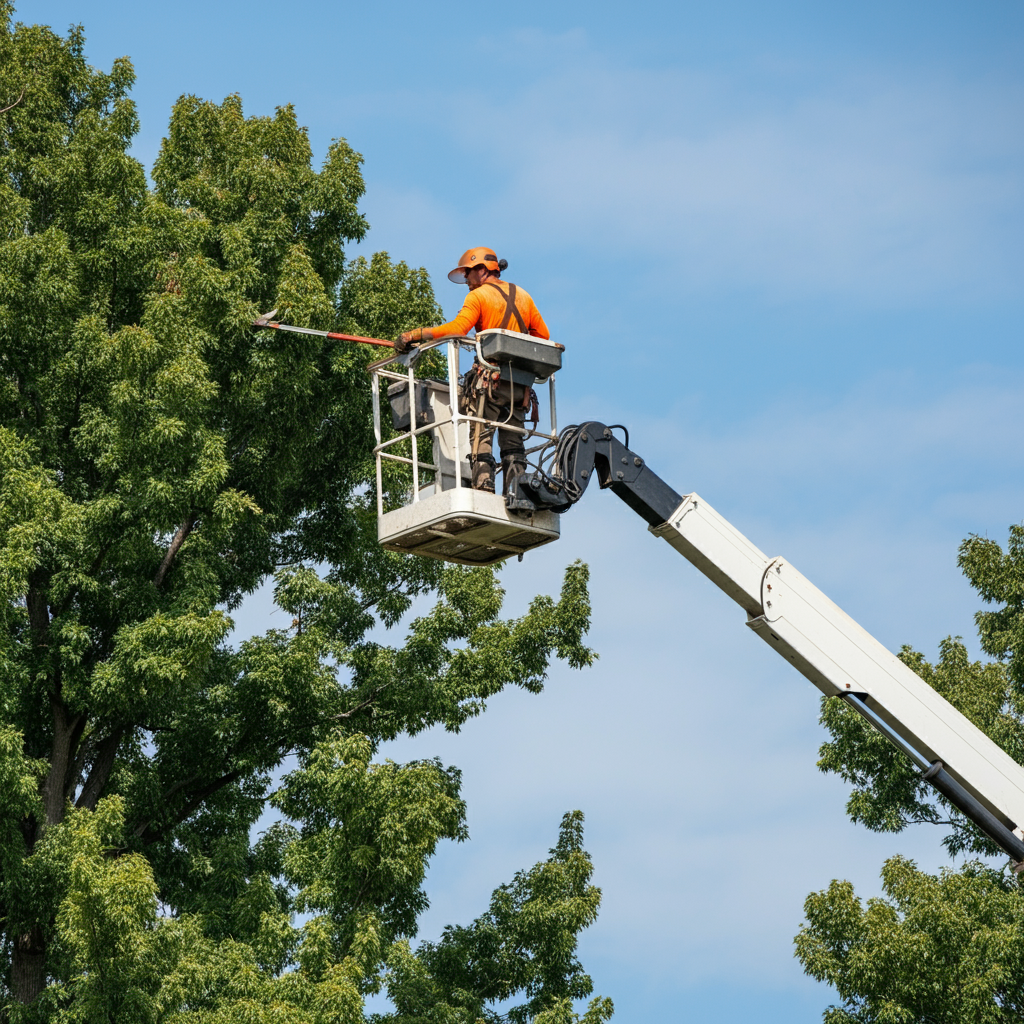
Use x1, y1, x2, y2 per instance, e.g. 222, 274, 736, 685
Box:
447, 246, 506, 283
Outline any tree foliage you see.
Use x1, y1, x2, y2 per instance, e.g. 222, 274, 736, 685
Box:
796, 526, 1024, 1021
796, 857, 1024, 1024
0, 6, 608, 1021
377, 811, 613, 1024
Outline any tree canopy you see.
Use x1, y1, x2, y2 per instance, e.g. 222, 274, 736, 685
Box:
0, 6, 609, 1021
795, 529, 1024, 1022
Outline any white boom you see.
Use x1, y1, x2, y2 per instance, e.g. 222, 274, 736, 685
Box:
651, 493, 1024, 854
493, 414, 1024, 859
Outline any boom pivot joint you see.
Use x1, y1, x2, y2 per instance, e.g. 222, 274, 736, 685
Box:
510, 421, 682, 524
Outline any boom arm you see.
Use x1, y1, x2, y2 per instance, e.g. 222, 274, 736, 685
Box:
532, 422, 1024, 862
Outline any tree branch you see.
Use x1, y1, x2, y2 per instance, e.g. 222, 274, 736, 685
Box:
42, 698, 85, 826
0, 88, 25, 116
328, 692, 383, 723
128, 688, 387, 849
76, 729, 124, 811
26, 586, 50, 636
62, 712, 89, 800
155, 773, 202, 806
107, 256, 117, 332
54, 538, 118, 618
154, 515, 196, 588
133, 767, 244, 845
360, 583, 409, 612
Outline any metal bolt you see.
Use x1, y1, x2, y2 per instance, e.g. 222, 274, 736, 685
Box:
634, 457, 642, 467
616, 471, 624, 479
581, 432, 588, 442
621, 456, 628, 464
580, 470, 589, 478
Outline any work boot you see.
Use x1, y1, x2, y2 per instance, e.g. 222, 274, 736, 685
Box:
469, 453, 496, 493
502, 453, 536, 511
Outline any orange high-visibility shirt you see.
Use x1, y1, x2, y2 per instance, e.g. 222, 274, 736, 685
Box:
431, 280, 550, 340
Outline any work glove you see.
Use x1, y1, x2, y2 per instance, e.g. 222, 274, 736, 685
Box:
395, 327, 433, 354
395, 328, 420, 354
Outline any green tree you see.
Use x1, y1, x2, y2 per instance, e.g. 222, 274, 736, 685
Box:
796, 857, 1024, 1024
0, 7, 609, 1021
795, 527, 1024, 1021
378, 811, 614, 1024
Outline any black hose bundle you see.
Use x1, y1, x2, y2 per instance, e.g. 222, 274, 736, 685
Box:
524, 422, 632, 510
546, 424, 588, 504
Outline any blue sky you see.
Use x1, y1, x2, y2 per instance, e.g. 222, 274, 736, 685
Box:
18, 1, 1024, 1020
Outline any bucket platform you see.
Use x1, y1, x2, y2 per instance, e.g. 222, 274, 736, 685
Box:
378, 487, 560, 565
369, 330, 563, 566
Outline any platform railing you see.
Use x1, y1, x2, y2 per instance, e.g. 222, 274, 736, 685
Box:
369, 337, 559, 517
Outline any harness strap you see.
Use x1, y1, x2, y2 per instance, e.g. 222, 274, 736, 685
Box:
486, 281, 527, 333
526, 387, 539, 426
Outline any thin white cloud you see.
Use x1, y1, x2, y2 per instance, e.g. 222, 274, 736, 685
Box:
515, 82, 1019, 299
357, 36, 1023, 305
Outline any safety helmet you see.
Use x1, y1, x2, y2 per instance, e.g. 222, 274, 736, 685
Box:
447, 246, 508, 283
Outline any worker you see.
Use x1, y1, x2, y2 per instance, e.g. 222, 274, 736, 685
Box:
396, 247, 550, 496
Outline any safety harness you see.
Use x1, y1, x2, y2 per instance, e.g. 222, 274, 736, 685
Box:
485, 281, 528, 334
460, 282, 538, 467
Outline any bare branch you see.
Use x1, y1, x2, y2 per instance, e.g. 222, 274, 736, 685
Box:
329, 692, 382, 722
0, 88, 26, 116
154, 515, 196, 588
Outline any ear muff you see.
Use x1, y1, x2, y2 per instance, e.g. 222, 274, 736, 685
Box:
497, 259, 508, 272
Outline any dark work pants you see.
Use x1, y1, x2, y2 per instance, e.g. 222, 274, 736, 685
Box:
467, 378, 526, 492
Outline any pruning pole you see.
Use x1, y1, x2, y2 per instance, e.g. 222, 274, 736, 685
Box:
252, 315, 394, 349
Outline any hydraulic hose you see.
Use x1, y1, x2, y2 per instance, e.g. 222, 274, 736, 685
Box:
513, 421, 681, 524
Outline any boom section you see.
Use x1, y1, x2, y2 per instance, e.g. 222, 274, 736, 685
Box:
650, 493, 1024, 860
546, 421, 1024, 861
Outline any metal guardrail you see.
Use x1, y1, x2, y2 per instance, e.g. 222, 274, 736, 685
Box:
369, 337, 558, 515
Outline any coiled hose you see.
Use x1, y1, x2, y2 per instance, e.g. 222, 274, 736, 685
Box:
531, 423, 631, 507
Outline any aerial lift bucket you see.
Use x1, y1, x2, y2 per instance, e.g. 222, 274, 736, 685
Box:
370, 330, 563, 566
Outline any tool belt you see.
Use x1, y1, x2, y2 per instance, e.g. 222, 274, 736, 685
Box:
459, 361, 539, 426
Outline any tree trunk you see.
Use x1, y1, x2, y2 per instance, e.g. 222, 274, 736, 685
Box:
16, 587, 80, 1006
11, 926, 45, 1004
9, 702, 79, 1007
42, 698, 82, 826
